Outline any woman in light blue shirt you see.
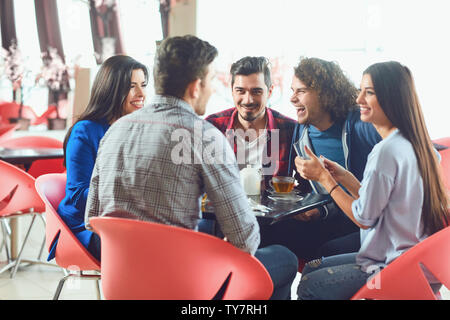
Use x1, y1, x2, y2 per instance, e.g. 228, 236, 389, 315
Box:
295, 61, 449, 299
48, 55, 148, 262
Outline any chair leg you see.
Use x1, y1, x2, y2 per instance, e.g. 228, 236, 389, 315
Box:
1, 220, 11, 263
10, 215, 36, 278
37, 234, 46, 260
95, 278, 101, 300
53, 274, 70, 300
53, 272, 101, 300
37, 214, 46, 260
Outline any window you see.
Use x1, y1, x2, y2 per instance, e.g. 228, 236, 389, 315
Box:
117, 0, 163, 90
57, 0, 96, 68
197, 0, 450, 139
12, 0, 46, 115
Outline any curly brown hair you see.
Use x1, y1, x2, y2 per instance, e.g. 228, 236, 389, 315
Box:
293, 57, 358, 122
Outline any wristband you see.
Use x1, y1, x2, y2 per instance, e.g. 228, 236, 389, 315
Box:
329, 184, 339, 195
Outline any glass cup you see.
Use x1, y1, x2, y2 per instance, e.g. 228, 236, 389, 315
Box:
270, 176, 295, 193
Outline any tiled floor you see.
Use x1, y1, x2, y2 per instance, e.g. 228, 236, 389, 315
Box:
1, 214, 449, 300
0, 215, 101, 300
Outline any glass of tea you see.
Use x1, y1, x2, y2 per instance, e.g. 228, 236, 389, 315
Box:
270, 176, 295, 193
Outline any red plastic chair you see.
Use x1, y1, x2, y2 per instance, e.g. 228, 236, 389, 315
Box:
351, 226, 450, 300
0, 135, 65, 178
0, 160, 47, 278
0, 123, 18, 143
35, 173, 101, 300
433, 137, 450, 192
32, 105, 58, 125
0, 102, 38, 125
90, 216, 273, 300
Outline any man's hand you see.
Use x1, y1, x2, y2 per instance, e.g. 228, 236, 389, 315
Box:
295, 145, 328, 183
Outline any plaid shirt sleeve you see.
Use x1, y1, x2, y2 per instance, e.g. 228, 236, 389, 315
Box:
199, 122, 260, 254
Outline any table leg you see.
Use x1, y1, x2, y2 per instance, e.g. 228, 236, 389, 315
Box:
9, 217, 20, 260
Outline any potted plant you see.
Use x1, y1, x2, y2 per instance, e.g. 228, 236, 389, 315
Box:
1, 40, 31, 130
38, 47, 71, 130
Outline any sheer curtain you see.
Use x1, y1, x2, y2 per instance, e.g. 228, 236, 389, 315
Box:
34, 0, 65, 60
0, 0, 17, 50
88, 0, 125, 64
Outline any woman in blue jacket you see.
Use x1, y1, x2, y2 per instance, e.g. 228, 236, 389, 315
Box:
48, 55, 148, 261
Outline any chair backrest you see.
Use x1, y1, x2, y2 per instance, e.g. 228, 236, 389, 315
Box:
0, 160, 45, 216
351, 226, 450, 300
35, 173, 100, 271
90, 216, 273, 300
0, 124, 18, 143
0, 136, 65, 178
433, 137, 450, 192
0, 102, 38, 125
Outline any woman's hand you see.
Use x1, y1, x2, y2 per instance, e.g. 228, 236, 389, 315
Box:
322, 157, 347, 184
295, 145, 330, 183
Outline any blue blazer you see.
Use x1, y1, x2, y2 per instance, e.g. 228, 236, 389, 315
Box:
48, 119, 109, 260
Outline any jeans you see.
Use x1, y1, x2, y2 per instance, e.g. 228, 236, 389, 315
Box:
259, 208, 359, 261
317, 231, 360, 258
88, 233, 102, 261
297, 253, 373, 300
255, 245, 299, 300
297, 252, 443, 300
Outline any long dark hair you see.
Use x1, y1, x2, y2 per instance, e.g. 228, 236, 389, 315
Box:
364, 61, 449, 235
63, 55, 148, 166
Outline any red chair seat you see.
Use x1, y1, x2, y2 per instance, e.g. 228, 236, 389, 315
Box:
90, 216, 273, 300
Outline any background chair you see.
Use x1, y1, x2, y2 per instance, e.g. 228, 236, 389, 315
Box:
0, 160, 51, 278
0, 135, 65, 178
0, 123, 18, 143
0, 102, 38, 126
90, 216, 273, 300
433, 137, 450, 192
35, 173, 101, 300
351, 226, 450, 300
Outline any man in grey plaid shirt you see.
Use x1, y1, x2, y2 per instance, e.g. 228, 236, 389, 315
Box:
84, 35, 297, 299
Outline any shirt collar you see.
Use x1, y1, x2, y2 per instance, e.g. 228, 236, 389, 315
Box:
227, 107, 276, 130
150, 95, 197, 116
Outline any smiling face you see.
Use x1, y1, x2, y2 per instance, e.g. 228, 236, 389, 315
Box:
356, 73, 395, 138
122, 69, 147, 115
232, 73, 272, 123
356, 73, 390, 126
290, 76, 324, 127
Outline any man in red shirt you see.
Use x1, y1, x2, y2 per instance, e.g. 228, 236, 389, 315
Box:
205, 56, 299, 188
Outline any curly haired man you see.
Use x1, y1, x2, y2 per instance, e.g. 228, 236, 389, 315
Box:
259, 57, 382, 263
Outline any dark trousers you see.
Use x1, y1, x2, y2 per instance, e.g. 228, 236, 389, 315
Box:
259, 209, 359, 261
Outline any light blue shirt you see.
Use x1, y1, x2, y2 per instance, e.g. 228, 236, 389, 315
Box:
352, 130, 428, 273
